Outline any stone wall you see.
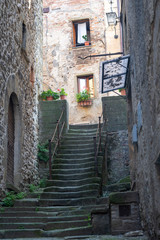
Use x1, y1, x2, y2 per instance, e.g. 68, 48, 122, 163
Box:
107, 130, 129, 184
39, 100, 69, 143
0, 0, 43, 195
102, 96, 129, 186
121, 0, 160, 238
102, 96, 127, 132
42, 0, 121, 124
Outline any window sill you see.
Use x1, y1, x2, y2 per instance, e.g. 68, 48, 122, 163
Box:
72, 45, 92, 49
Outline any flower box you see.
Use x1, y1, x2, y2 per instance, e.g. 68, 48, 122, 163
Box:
78, 100, 93, 107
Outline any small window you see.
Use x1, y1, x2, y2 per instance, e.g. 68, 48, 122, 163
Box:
22, 23, 27, 49
77, 75, 94, 98
73, 19, 91, 47
119, 205, 131, 217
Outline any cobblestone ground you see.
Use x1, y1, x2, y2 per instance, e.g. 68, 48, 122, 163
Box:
4, 235, 148, 240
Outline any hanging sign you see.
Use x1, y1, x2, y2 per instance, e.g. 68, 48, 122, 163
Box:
100, 55, 130, 93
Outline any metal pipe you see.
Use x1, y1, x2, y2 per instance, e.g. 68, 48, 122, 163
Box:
99, 117, 101, 152
48, 139, 52, 180
57, 120, 60, 148
78, 52, 123, 60
93, 137, 98, 177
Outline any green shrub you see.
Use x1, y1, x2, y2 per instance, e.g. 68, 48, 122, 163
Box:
29, 184, 38, 193
40, 89, 60, 100
39, 179, 46, 188
2, 191, 26, 207
76, 89, 91, 102
38, 142, 49, 163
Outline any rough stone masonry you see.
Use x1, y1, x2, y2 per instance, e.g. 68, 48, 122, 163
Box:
0, 0, 43, 195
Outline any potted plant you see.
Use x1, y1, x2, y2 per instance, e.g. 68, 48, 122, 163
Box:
76, 89, 92, 106
58, 88, 67, 100
119, 88, 126, 96
40, 89, 59, 101
82, 35, 89, 46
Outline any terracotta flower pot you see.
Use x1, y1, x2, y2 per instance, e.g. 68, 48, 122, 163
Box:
121, 89, 126, 96
85, 41, 90, 46
46, 96, 53, 101
60, 95, 66, 100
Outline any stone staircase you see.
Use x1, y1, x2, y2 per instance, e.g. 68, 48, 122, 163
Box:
0, 124, 108, 239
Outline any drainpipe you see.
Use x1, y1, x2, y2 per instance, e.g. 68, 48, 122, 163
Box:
117, 0, 123, 52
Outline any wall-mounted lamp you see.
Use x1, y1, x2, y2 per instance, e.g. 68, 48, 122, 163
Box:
106, 12, 117, 26
106, 0, 119, 38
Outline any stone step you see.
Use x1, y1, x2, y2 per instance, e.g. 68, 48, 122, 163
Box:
68, 128, 97, 133
63, 135, 96, 140
0, 211, 57, 218
44, 183, 99, 193
52, 172, 95, 181
39, 197, 98, 206
44, 219, 90, 230
0, 214, 88, 224
55, 152, 94, 159
61, 139, 94, 145
0, 229, 43, 239
40, 189, 99, 199
0, 225, 92, 238
52, 166, 95, 175
69, 124, 98, 130
43, 225, 92, 238
60, 144, 94, 149
2, 204, 107, 213
0, 222, 44, 230
46, 177, 101, 187
14, 199, 38, 207
53, 161, 95, 169
65, 132, 96, 137
53, 156, 95, 164
57, 148, 94, 154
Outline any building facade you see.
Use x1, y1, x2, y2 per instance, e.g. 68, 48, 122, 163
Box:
43, 0, 121, 124
0, 0, 43, 195
121, 0, 160, 239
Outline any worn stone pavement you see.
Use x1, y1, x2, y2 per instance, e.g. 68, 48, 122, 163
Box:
3, 234, 148, 240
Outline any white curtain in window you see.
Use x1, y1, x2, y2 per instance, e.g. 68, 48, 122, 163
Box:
79, 79, 86, 92
77, 22, 87, 44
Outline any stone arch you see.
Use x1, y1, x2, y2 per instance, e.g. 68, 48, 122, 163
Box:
4, 75, 23, 189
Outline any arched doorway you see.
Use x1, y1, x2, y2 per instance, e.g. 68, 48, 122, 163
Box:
6, 93, 21, 187
7, 96, 15, 184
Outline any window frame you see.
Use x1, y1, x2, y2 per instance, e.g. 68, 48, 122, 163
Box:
77, 75, 94, 98
72, 19, 91, 47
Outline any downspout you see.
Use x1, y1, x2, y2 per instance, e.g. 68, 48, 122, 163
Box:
117, 0, 123, 52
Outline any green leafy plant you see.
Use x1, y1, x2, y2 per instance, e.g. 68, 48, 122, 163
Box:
40, 89, 59, 100
2, 191, 26, 207
39, 179, 47, 188
76, 89, 91, 102
82, 35, 88, 41
16, 192, 26, 199
29, 184, 38, 193
38, 142, 49, 163
58, 88, 67, 96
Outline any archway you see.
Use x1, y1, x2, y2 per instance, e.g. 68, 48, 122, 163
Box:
6, 93, 21, 187
7, 96, 15, 184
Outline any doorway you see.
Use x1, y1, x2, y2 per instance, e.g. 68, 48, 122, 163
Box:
7, 96, 15, 184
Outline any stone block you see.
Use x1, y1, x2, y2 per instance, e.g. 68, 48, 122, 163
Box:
109, 191, 139, 204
